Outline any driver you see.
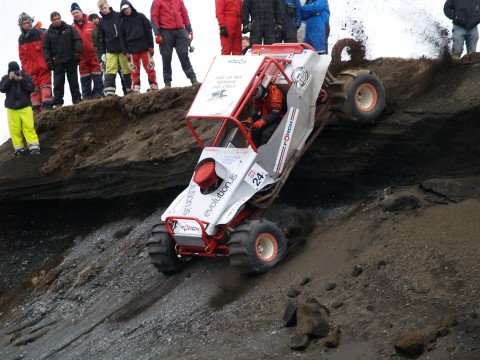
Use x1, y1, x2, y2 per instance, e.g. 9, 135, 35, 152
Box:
247, 81, 284, 148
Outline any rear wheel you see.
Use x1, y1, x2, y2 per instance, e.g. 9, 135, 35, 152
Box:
228, 220, 287, 273
147, 224, 191, 275
329, 70, 385, 125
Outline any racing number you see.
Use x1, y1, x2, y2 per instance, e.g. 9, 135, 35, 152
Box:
245, 163, 269, 190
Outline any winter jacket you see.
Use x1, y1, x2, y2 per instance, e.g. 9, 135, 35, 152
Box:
42, 21, 82, 64
0, 72, 35, 110
301, 0, 330, 51
73, 14, 96, 61
151, 0, 192, 31
18, 28, 49, 76
119, 0, 154, 54
216, 0, 242, 28
444, 0, 480, 29
97, 8, 123, 54
242, 0, 284, 27
282, 0, 302, 29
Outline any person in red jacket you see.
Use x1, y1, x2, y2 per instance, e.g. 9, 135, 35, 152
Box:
150, 0, 199, 87
247, 80, 284, 148
18, 13, 54, 112
71, 2, 103, 100
215, 0, 243, 55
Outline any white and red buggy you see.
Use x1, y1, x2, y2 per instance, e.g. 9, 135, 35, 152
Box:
147, 43, 385, 274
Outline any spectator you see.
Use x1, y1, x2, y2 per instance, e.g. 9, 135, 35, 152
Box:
0, 61, 41, 156
247, 79, 284, 148
42, 11, 82, 107
444, 0, 480, 58
301, 0, 330, 53
119, 0, 158, 92
71, 3, 103, 100
151, 0, 199, 87
241, 0, 284, 46
97, 0, 133, 96
88, 13, 101, 63
242, 35, 250, 53
280, 0, 301, 43
18, 12, 54, 112
215, 0, 243, 55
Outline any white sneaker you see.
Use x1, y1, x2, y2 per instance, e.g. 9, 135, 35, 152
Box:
133, 85, 141, 92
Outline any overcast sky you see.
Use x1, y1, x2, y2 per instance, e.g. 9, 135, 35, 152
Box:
0, 0, 451, 144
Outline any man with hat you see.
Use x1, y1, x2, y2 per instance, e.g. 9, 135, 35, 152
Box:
119, 0, 158, 92
18, 12, 54, 112
0, 61, 41, 156
71, 3, 104, 99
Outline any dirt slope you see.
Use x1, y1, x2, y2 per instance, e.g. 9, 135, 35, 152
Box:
0, 55, 480, 359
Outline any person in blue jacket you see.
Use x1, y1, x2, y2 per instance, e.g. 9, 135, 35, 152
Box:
280, 0, 302, 43
301, 0, 330, 53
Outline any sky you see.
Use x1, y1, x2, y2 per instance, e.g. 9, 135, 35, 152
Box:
0, 0, 452, 145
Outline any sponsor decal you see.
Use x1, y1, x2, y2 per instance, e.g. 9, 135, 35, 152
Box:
227, 59, 247, 65
274, 107, 299, 174
181, 224, 201, 233
183, 182, 197, 216
208, 89, 227, 101
291, 66, 312, 93
204, 174, 238, 217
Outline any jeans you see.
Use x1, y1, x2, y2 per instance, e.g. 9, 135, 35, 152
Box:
452, 24, 479, 57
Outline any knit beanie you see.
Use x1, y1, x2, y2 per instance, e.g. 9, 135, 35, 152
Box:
8, 62, 20, 73
71, 2, 82, 12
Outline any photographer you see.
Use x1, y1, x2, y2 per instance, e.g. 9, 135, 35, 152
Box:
0, 61, 41, 156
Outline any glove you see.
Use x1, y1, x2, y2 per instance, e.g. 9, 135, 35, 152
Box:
188, 32, 193, 43
73, 53, 81, 64
274, 24, 283, 33
220, 26, 229, 37
253, 119, 266, 129
242, 23, 251, 34
149, 48, 154, 56
9, 71, 15, 80
101, 54, 106, 63
155, 35, 163, 45
46, 59, 54, 71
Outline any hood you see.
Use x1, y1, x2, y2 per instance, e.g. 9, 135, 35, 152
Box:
100, 7, 115, 19
49, 21, 68, 31
120, 0, 138, 17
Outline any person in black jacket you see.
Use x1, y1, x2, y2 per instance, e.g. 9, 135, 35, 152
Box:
97, 0, 132, 96
42, 11, 82, 107
0, 61, 41, 156
119, 0, 158, 92
241, 0, 284, 46
444, 0, 480, 58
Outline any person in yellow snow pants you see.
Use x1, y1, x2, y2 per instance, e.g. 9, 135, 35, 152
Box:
7, 107, 40, 155
0, 61, 41, 156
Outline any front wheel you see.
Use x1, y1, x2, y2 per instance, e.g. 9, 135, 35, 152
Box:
228, 219, 287, 274
147, 224, 191, 275
329, 70, 385, 125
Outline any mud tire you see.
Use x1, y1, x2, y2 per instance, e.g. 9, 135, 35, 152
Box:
147, 223, 190, 275
329, 71, 385, 125
331, 38, 366, 66
228, 219, 287, 274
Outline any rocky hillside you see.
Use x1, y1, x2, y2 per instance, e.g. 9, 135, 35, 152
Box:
0, 54, 479, 360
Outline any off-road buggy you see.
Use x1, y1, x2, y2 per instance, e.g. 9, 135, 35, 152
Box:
147, 43, 385, 274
